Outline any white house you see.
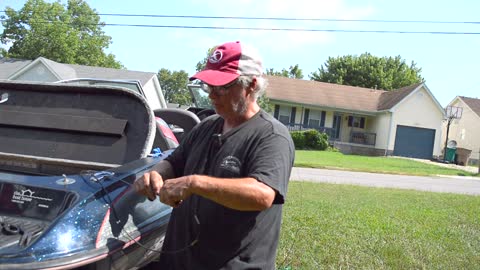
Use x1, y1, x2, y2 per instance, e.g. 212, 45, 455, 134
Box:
441, 96, 480, 165
0, 57, 166, 110
266, 75, 445, 159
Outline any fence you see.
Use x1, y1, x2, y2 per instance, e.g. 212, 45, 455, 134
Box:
350, 131, 376, 146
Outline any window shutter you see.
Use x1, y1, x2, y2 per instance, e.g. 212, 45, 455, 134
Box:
348, 116, 353, 127
274, 105, 280, 119
320, 111, 326, 127
360, 117, 365, 129
290, 107, 296, 124
303, 109, 310, 126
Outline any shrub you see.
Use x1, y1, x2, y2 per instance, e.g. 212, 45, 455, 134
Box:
327, 145, 340, 152
290, 129, 329, 150
290, 131, 306, 149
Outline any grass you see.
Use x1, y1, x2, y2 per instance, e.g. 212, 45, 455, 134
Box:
277, 182, 480, 269
294, 150, 479, 177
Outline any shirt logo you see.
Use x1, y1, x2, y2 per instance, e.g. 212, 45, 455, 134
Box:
219, 156, 241, 174
209, 50, 223, 64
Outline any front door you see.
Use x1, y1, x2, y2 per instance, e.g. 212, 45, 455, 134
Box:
332, 114, 342, 140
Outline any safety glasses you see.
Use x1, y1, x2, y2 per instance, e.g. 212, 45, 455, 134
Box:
200, 80, 238, 96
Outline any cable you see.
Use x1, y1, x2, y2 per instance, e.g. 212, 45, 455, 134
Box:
1, 10, 478, 24
97, 14, 480, 25
100, 24, 480, 35
0, 19, 478, 35
88, 172, 200, 254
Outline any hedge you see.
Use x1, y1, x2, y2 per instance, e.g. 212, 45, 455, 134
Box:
290, 129, 329, 150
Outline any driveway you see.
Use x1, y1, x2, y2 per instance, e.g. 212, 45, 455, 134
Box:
290, 167, 480, 196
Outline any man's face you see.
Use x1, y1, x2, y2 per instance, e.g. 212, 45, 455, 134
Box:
204, 80, 248, 117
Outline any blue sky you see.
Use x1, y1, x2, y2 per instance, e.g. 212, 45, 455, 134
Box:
1, 0, 479, 107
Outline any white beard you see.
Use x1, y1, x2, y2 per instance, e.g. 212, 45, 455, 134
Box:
231, 95, 247, 115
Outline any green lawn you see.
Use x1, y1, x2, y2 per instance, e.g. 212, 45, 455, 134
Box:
295, 150, 479, 177
277, 182, 480, 269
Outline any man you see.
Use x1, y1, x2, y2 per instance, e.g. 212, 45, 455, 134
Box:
135, 41, 294, 269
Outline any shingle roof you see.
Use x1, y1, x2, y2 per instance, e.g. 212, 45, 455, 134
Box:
376, 83, 422, 110
63, 62, 155, 86
40, 57, 77, 79
460, 96, 480, 118
0, 58, 32, 79
265, 75, 423, 113
0, 57, 156, 87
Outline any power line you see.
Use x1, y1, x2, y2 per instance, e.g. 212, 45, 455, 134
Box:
0, 19, 478, 35
1, 10, 479, 25
95, 13, 480, 25
101, 23, 480, 35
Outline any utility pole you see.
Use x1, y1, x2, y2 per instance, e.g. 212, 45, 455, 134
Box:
443, 106, 463, 162
443, 116, 453, 162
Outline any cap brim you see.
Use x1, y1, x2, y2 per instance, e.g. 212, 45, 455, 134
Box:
189, 70, 239, 86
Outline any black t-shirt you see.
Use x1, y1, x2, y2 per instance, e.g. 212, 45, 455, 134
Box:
160, 110, 295, 270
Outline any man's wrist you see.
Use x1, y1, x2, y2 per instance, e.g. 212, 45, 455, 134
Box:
188, 174, 199, 194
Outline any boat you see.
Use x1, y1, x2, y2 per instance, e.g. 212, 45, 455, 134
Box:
0, 80, 181, 270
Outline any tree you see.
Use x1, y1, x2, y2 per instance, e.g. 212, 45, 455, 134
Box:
157, 68, 192, 106
1, 0, 123, 68
257, 92, 273, 113
310, 53, 423, 90
195, 46, 216, 72
266, 64, 304, 79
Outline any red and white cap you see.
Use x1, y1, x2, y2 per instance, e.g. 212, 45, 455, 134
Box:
190, 41, 263, 86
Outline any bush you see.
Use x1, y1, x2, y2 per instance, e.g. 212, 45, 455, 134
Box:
290, 131, 305, 149
290, 129, 329, 150
327, 145, 340, 152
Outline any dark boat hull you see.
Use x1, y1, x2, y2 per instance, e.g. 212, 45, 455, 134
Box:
0, 81, 172, 269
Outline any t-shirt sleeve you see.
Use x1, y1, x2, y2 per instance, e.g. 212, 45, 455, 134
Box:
164, 140, 187, 177
246, 133, 295, 204
164, 123, 198, 177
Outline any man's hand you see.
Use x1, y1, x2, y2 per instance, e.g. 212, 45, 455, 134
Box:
134, 171, 164, 201
159, 176, 193, 207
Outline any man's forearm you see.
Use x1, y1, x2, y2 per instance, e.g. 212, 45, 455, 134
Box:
188, 175, 276, 211
151, 160, 176, 180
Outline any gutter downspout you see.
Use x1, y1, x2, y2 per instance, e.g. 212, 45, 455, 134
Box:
385, 111, 394, 156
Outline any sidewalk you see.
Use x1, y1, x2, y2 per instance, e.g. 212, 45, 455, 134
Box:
290, 167, 480, 195
388, 156, 479, 174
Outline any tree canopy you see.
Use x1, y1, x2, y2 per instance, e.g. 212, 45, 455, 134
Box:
266, 64, 304, 79
195, 46, 216, 72
310, 53, 423, 90
1, 0, 123, 68
157, 68, 192, 106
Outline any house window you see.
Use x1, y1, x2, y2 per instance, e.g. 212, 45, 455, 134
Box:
348, 116, 365, 129
309, 119, 320, 128
278, 106, 292, 124
279, 115, 290, 124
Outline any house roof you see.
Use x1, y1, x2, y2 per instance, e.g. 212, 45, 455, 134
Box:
0, 57, 156, 87
0, 58, 32, 79
376, 83, 423, 110
63, 61, 156, 86
459, 96, 480, 118
265, 75, 424, 113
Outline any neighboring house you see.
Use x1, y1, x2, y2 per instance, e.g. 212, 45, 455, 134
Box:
0, 57, 167, 109
265, 75, 445, 159
441, 96, 480, 165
